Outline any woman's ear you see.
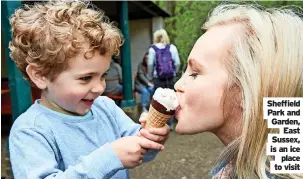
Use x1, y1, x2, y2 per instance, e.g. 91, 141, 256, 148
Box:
222, 84, 243, 119
26, 64, 47, 90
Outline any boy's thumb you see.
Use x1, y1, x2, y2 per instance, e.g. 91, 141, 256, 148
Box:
139, 112, 148, 123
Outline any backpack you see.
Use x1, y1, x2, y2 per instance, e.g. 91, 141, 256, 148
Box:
151, 44, 175, 80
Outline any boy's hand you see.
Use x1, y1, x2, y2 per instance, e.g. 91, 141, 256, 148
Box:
111, 136, 164, 169
138, 112, 170, 144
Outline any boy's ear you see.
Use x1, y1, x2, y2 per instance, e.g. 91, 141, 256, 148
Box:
26, 64, 48, 90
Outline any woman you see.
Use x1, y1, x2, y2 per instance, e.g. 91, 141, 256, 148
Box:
173, 4, 303, 179
147, 29, 180, 90
135, 52, 154, 112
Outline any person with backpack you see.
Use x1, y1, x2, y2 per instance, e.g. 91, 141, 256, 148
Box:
147, 29, 180, 129
147, 29, 180, 89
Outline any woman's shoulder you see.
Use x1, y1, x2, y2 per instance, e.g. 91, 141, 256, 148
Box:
211, 161, 235, 179
169, 43, 176, 47
211, 161, 287, 179
169, 44, 178, 51
266, 170, 286, 179
137, 62, 147, 74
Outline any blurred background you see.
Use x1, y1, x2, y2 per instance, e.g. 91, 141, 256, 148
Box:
1, 1, 303, 179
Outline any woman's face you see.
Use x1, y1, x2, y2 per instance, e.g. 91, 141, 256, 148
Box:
144, 54, 148, 64
174, 24, 240, 135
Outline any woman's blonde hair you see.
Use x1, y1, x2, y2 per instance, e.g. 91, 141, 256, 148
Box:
203, 4, 303, 179
153, 29, 170, 45
9, 1, 123, 82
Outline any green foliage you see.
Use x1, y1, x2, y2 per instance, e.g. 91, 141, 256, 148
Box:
163, 1, 220, 69
153, 1, 303, 72
257, 1, 303, 7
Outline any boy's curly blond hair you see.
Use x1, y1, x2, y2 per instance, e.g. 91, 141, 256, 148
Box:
9, 1, 123, 82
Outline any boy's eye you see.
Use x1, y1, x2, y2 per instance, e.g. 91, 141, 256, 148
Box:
79, 76, 92, 82
189, 72, 199, 79
101, 73, 108, 79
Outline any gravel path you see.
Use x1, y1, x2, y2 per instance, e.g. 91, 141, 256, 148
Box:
130, 131, 225, 179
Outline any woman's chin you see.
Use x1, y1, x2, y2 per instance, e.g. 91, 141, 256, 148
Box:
175, 123, 206, 135
175, 128, 185, 134
175, 124, 190, 135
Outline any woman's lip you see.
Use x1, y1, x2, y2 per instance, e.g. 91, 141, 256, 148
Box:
175, 106, 181, 118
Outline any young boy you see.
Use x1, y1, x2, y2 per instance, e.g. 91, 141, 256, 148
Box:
8, 1, 170, 178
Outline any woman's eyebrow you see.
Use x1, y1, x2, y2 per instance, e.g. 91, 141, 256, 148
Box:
188, 58, 204, 71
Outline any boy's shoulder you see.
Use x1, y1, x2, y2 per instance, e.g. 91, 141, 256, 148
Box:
93, 96, 116, 108
92, 96, 130, 122
10, 102, 54, 136
91, 96, 118, 115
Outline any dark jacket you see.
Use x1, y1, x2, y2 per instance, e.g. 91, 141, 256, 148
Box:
135, 62, 151, 88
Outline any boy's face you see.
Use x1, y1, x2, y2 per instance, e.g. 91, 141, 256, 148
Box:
40, 49, 111, 116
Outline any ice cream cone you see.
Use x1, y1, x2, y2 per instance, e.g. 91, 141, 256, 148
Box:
144, 88, 179, 129
145, 105, 172, 129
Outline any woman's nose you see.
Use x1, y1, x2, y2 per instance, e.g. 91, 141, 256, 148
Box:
174, 75, 185, 93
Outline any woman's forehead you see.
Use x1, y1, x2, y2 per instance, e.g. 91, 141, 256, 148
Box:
190, 24, 242, 59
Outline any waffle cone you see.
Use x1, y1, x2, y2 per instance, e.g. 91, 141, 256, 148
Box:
145, 105, 172, 129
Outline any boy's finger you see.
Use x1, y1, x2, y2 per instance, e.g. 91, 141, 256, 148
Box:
138, 160, 143, 165
140, 128, 166, 142
141, 121, 146, 128
148, 124, 170, 135
140, 148, 147, 155
139, 112, 148, 123
138, 137, 164, 151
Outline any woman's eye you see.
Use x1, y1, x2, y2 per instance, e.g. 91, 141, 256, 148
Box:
189, 72, 199, 79
79, 76, 92, 82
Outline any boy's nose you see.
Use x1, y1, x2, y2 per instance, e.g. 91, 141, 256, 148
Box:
91, 81, 105, 94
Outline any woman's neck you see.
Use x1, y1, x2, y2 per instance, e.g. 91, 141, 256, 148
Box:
214, 115, 242, 146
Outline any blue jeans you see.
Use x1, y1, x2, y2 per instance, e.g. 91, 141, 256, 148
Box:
168, 117, 174, 127
141, 86, 154, 107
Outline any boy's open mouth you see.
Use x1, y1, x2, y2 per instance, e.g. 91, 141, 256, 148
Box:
82, 99, 94, 102
82, 99, 94, 106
